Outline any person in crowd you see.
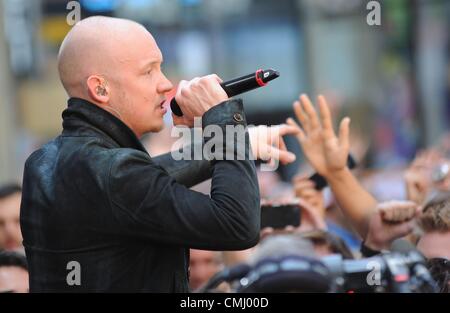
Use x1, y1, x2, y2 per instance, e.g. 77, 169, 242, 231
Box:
287, 94, 376, 238
284, 94, 449, 291
0, 184, 23, 252
189, 249, 224, 291
416, 192, 450, 260
0, 250, 29, 293
20, 16, 298, 292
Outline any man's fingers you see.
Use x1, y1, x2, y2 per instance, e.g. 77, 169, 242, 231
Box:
286, 118, 305, 142
411, 206, 419, 219
296, 188, 318, 198
260, 227, 275, 241
379, 200, 419, 223
276, 124, 301, 137
380, 207, 392, 221
295, 188, 316, 199
300, 94, 320, 130
403, 205, 415, 221
294, 180, 316, 193
284, 225, 296, 232
384, 208, 394, 221
208, 73, 223, 84
294, 178, 316, 189
258, 144, 296, 164
270, 136, 290, 165
293, 100, 310, 133
171, 113, 183, 126
338, 117, 351, 151
292, 173, 310, 183
265, 146, 296, 164
391, 220, 415, 238
295, 189, 319, 202
298, 198, 327, 229
175, 80, 189, 102
172, 113, 191, 127
278, 135, 288, 152
393, 206, 401, 222
318, 95, 335, 139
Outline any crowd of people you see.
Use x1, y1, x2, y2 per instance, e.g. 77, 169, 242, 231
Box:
183, 95, 450, 293
1, 93, 449, 293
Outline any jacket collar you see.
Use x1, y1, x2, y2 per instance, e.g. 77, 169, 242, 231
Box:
62, 97, 147, 153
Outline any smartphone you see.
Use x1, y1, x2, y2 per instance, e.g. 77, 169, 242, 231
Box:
260, 204, 301, 229
309, 154, 357, 190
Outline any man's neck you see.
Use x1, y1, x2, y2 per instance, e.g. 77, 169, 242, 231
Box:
70, 95, 141, 138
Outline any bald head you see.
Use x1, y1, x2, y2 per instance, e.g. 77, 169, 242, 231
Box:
57, 16, 173, 136
58, 16, 156, 97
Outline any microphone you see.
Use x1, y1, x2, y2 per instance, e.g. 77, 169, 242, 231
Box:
170, 68, 280, 117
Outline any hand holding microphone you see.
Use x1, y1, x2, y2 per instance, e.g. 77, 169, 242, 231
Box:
171, 74, 229, 127
171, 69, 280, 126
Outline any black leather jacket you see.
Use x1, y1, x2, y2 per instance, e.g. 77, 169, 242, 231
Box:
20, 97, 260, 292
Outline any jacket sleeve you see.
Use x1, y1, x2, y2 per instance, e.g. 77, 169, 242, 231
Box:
107, 99, 260, 251
151, 145, 213, 188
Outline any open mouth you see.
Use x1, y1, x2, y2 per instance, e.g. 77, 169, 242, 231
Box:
158, 99, 167, 114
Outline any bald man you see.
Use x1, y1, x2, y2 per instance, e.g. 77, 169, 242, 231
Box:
20, 16, 295, 292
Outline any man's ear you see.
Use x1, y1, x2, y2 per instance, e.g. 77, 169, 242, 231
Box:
87, 75, 109, 103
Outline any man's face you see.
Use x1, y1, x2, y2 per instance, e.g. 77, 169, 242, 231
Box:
417, 231, 450, 259
189, 250, 223, 290
109, 31, 173, 137
0, 193, 22, 250
0, 266, 28, 293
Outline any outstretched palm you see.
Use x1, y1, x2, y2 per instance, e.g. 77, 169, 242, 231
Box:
287, 94, 351, 177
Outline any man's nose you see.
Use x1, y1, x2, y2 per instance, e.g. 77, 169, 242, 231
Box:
157, 74, 173, 94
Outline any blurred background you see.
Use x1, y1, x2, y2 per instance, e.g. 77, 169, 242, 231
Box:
0, 0, 449, 184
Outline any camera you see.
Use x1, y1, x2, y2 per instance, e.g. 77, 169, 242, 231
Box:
199, 251, 440, 293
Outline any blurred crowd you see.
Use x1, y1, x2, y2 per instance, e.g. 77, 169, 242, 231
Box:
184, 95, 450, 293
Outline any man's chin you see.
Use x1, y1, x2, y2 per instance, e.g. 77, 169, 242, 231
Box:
147, 123, 164, 133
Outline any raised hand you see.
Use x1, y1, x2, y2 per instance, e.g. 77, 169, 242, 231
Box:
287, 93, 376, 238
287, 94, 350, 178
365, 200, 421, 251
292, 174, 326, 218
248, 124, 299, 166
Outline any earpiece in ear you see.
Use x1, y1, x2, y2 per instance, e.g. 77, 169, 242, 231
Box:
96, 86, 107, 96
